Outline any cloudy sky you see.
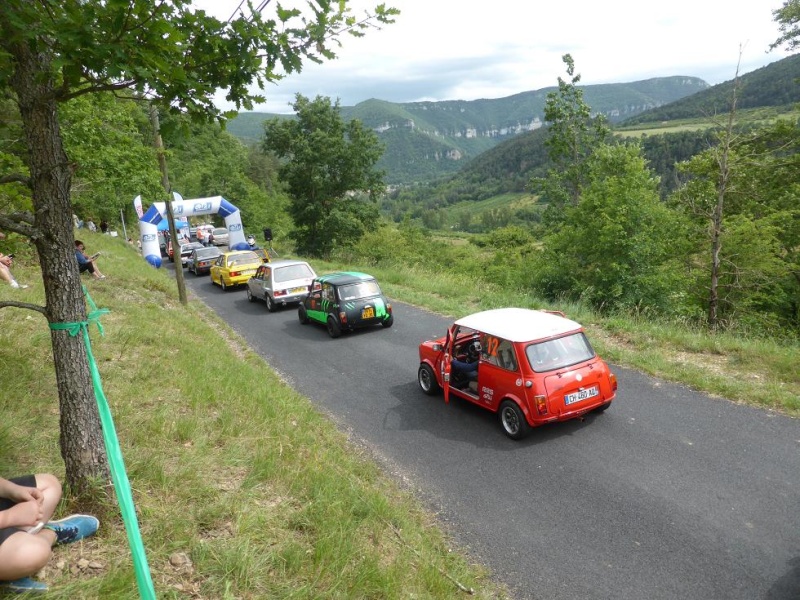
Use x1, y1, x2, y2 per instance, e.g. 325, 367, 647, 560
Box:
198, 0, 793, 114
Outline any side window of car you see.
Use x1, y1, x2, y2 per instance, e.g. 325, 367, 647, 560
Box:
322, 283, 335, 303
481, 335, 518, 371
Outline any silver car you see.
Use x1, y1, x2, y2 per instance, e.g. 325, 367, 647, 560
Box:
210, 227, 229, 246
246, 259, 317, 312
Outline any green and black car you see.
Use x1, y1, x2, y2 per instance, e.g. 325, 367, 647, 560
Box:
298, 272, 393, 338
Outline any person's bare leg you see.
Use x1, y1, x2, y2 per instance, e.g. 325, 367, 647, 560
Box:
0, 532, 52, 580
0, 263, 12, 285
90, 260, 105, 278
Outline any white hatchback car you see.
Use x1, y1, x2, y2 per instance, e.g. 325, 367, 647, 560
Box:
246, 260, 317, 312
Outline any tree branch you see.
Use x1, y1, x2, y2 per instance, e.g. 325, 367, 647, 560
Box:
0, 300, 48, 316
0, 211, 39, 239
0, 173, 32, 187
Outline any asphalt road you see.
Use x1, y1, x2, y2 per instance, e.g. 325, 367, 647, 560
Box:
175, 265, 800, 600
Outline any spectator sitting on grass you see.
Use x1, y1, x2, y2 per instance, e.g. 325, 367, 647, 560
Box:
0, 232, 28, 289
0, 474, 100, 593
75, 240, 106, 280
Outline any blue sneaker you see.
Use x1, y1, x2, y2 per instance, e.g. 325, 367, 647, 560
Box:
0, 577, 48, 593
45, 514, 99, 545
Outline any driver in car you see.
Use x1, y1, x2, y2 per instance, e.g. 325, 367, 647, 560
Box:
451, 340, 480, 388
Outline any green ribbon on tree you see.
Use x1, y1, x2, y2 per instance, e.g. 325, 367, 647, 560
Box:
49, 286, 155, 599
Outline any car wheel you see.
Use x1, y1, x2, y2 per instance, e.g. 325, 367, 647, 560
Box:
326, 317, 341, 338
499, 400, 530, 440
594, 401, 612, 413
265, 294, 276, 313
246, 287, 255, 302
220, 280, 227, 291
417, 364, 440, 396
298, 305, 309, 324
381, 314, 394, 328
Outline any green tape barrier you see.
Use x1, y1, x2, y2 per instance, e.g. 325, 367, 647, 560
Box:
49, 286, 155, 599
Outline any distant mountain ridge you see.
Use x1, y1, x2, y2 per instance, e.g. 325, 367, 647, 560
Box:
227, 76, 708, 184
387, 54, 800, 220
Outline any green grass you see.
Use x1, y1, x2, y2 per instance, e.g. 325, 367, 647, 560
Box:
0, 233, 507, 599
2, 229, 797, 597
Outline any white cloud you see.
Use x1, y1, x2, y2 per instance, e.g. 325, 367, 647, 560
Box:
197, 0, 793, 113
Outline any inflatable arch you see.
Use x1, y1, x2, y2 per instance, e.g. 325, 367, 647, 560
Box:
135, 192, 248, 268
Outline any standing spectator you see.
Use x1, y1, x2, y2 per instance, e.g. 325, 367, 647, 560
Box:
74, 240, 106, 280
0, 473, 100, 593
100, 220, 108, 234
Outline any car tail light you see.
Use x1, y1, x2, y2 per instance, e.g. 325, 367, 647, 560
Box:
230, 270, 241, 277
610, 373, 618, 391
339, 311, 347, 324
386, 303, 392, 313
274, 289, 287, 297
534, 394, 548, 415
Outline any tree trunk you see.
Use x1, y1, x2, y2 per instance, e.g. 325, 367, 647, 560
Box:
7, 30, 110, 492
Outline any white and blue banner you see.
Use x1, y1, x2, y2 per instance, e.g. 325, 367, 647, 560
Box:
137, 192, 247, 268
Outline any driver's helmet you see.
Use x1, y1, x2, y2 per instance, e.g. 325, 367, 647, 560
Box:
467, 340, 482, 360
246, 235, 256, 246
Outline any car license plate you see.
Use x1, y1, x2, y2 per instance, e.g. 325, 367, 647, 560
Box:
291, 286, 307, 293
361, 306, 375, 319
564, 386, 599, 405
243, 269, 255, 276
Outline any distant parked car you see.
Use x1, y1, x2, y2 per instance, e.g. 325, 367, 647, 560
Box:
298, 272, 393, 338
210, 227, 229, 247
417, 308, 617, 440
186, 246, 222, 275
209, 250, 262, 290
178, 241, 204, 267
246, 259, 317, 312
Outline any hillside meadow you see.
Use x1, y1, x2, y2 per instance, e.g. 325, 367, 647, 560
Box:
1, 228, 797, 597
0, 233, 507, 599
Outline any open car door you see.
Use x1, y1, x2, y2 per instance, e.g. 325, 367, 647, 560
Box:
441, 327, 453, 404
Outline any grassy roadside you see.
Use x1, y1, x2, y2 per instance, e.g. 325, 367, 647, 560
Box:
0, 233, 508, 599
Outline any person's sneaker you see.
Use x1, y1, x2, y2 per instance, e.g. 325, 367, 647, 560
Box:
9, 281, 28, 289
0, 577, 48, 593
45, 514, 99, 545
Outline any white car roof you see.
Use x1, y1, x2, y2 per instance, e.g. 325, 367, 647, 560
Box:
454, 308, 582, 342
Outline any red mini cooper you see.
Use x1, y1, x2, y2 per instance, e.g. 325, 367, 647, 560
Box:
417, 308, 617, 440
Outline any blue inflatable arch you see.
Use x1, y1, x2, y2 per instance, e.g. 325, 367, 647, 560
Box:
135, 192, 247, 268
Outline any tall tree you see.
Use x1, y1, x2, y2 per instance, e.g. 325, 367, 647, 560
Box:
534, 54, 610, 221
262, 94, 385, 257
0, 0, 396, 493
532, 142, 686, 312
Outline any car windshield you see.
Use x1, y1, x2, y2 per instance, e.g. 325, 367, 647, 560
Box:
525, 332, 595, 372
195, 248, 219, 259
338, 280, 381, 301
274, 264, 314, 283
213, 228, 228, 236
227, 252, 258, 266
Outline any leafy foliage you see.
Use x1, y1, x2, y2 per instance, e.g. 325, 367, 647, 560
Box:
262, 95, 385, 257
771, 0, 800, 51
531, 143, 688, 312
